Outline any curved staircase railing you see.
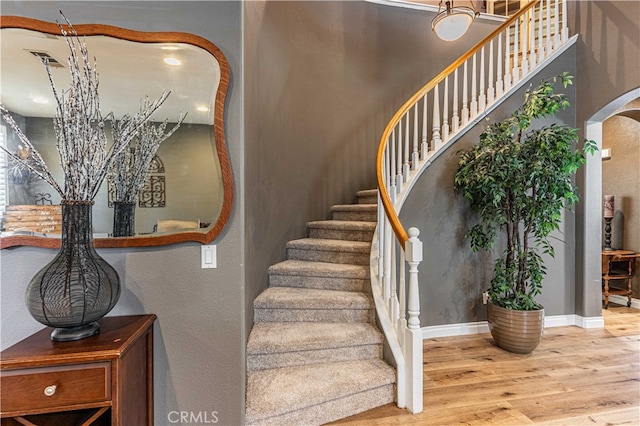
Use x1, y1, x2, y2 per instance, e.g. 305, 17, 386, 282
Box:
371, 0, 572, 413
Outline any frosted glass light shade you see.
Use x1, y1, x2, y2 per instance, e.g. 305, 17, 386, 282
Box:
431, 1, 478, 42
433, 13, 473, 41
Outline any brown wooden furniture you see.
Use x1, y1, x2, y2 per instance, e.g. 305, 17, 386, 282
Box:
1, 314, 156, 425
602, 250, 639, 308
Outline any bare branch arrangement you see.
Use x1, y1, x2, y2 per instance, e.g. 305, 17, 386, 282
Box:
0, 12, 171, 201
110, 98, 186, 203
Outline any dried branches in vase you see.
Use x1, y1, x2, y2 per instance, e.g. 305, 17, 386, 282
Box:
109, 99, 186, 236
110, 99, 186, 204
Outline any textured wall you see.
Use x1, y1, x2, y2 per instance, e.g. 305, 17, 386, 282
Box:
602, 114, 640, 296
0, 2, 245, 425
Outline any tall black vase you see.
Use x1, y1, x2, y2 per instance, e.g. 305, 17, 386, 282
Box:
25, 200, 121, 341
112, 201, 136, 237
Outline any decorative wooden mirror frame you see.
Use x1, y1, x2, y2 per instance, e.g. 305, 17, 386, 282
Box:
0, 16, 233, 249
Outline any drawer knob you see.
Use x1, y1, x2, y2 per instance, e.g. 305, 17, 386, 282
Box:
44, 385, 57, 396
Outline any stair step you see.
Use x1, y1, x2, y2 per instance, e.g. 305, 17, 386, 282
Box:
356, 189, 378, 204
245, 359, 396, 425
330, 204, 377, 221
247, 322, 383, 371
307, 220, 375, 242
254, 287, 373, 323
268, 260, 369, 292
286, 238, 371, 265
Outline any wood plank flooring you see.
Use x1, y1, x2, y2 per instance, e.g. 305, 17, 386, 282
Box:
329, 304, 640, 425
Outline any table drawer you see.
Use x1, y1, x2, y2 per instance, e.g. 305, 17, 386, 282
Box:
1, 362, 111, 413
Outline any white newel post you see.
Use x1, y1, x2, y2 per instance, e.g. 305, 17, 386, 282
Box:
405, 227, 423, 414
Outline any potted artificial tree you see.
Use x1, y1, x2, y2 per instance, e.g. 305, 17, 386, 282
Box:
454, 73, 597, 354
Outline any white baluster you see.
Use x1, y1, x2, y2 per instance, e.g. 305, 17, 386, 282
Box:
431, 84, 442, 151
412, 106, 419, 169
496, 33, 504, 96
398, 247, 406, 332
513, 18, 520, 82
488, 39, 495, 103
504, 26, 511, 91
403, 113, 410, 180
383, 216, 392, 303
421, 93, 428, 158
546, 0, 553, 53
389, 239, 398, 321
397, 121, 403, 192
538, 1, 545, 63
452, 68, 459, 133
562, 0, 568, 42
479, 47, 486, 112
442, 76, 449, 143
529, 8, 537, 69
521, 10, 529, 75
462, 61, 469, 125
390, 129, 397, 195
554, 0, 560, 47
377, 194, 384, 283
470, 53, 478, 118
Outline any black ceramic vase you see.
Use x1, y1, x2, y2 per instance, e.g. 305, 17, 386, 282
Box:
112, 201, 136, 237
25, 200, 121, 341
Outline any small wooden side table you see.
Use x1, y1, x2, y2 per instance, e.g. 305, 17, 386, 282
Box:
602, 250, 638, 308
1, 314, 156, 426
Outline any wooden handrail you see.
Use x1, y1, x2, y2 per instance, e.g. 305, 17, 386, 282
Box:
376, 0, 541, 248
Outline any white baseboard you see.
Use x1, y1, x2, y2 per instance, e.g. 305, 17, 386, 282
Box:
422, 313, 605, 339
608, 295, 640, 309
422, 321, 490, 339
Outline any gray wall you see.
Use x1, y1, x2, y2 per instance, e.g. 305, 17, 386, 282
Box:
400, 51, 578, 325
569, 0, 640, 317
0, 2, 245, 425
602, 114, 640, 296
243, 0, 499, 333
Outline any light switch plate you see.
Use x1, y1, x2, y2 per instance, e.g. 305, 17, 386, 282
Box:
201, 245, 217, 269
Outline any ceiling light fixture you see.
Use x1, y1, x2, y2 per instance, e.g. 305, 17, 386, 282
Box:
431, 0, 479, 42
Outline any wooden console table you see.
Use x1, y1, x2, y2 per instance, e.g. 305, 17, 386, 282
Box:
1, 314, 156, 426
602, 250, 639, 308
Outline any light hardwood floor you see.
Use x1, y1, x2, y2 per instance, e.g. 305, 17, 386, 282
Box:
330, 304, 640, 425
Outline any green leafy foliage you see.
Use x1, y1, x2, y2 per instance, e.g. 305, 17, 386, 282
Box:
454, 73, 597, 310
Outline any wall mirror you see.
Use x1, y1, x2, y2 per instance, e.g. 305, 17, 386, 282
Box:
0, 16, 233, 249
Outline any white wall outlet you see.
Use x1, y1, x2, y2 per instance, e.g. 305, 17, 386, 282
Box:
482, 292, 489, 305
201, 245, 217, 269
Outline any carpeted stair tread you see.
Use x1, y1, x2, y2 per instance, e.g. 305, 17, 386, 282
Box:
254, 287, 372, 310
268, 259, 369, 279
307, 220, 376, 231
247, 322, 382, 355
356, 189, 377, 198
307, 220, 375, 242
286, 238, 371, 253
330, 204, 377, 213
245, 359, 396, 424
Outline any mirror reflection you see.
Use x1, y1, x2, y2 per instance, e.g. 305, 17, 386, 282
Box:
0, 17, 233, 248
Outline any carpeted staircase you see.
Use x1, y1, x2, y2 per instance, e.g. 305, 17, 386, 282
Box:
246, 189, 396, 425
